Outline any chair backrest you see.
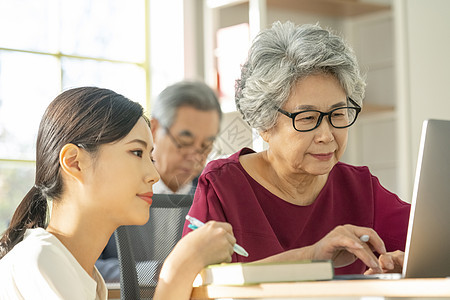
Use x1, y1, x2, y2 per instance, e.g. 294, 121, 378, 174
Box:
115, 193, 194, 300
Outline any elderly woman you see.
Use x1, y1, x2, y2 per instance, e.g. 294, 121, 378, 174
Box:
183, 21, 410, 275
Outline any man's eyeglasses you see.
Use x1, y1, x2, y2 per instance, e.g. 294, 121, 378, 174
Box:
164, 127, 215, 156
276, 97, 361, 132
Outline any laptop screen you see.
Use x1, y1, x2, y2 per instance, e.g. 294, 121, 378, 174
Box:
402, 119, 450, 278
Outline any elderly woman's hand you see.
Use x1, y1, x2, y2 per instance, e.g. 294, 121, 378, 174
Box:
364, 250, 404, 275
308, 224, 387, 273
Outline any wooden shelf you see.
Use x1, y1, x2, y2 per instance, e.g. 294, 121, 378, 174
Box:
360, 102, 394, 115
267, 0, 390, 17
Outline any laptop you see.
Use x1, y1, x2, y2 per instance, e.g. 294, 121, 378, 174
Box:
402, 118, 450, 278
336, 119, 450, 280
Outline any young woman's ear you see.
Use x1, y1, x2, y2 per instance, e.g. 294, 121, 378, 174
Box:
59, 143, 85, 183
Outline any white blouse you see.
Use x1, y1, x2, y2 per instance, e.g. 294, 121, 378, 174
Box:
0, 228, 107, 300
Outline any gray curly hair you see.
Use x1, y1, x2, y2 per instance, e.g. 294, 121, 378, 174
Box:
235, 21, 366, 132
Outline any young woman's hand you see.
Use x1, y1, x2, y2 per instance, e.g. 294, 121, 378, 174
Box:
154, 221, 235, 300
180, 220, 235, 268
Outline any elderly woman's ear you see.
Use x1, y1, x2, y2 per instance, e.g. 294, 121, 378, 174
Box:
259, 130, 271, 143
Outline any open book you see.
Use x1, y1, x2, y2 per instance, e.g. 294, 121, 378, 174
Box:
194, 260, 334, 286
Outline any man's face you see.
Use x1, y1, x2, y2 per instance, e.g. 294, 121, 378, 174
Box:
151, 106, 220, 192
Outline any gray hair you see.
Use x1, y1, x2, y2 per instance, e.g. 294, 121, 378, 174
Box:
152, 81, 222, 128
235, 21, 366, 132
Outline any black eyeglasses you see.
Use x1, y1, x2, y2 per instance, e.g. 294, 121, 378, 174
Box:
276, 97, 361, 132
164, 127, 214, 156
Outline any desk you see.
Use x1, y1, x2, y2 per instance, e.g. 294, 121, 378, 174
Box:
107, 283, 120, 299
106, 283, 154, 299
189, 278, 450, 299
107, 279, 450, 299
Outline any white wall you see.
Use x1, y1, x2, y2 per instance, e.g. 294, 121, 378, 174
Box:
406, 0, 450, 163
395, 0, 450, 201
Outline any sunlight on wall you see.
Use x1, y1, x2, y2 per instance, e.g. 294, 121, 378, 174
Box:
149, 0, 185, 100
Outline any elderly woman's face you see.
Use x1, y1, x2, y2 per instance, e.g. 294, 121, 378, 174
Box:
266, 73, 349, 176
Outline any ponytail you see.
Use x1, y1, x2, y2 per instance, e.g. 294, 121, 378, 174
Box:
0, 186, 48, 259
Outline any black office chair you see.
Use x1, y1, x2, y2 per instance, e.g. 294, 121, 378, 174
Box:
114, 194, 194, 300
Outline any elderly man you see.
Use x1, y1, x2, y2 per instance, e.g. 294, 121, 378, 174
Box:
96, 80, 222, 282
150, 80, 222, 194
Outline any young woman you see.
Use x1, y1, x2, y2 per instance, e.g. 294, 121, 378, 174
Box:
0, 87, 235, 300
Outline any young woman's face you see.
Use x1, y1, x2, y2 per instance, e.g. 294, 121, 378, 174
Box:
83, 117, 160, 227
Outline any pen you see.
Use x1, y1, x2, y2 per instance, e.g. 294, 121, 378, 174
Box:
186, 215, 249, 257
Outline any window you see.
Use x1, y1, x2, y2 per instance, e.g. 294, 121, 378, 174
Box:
0, 0, 163, 233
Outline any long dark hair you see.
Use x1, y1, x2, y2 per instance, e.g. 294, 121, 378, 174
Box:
0, 87, 146, 259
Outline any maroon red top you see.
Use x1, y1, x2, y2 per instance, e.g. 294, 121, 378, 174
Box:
183, 148, 410, 274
